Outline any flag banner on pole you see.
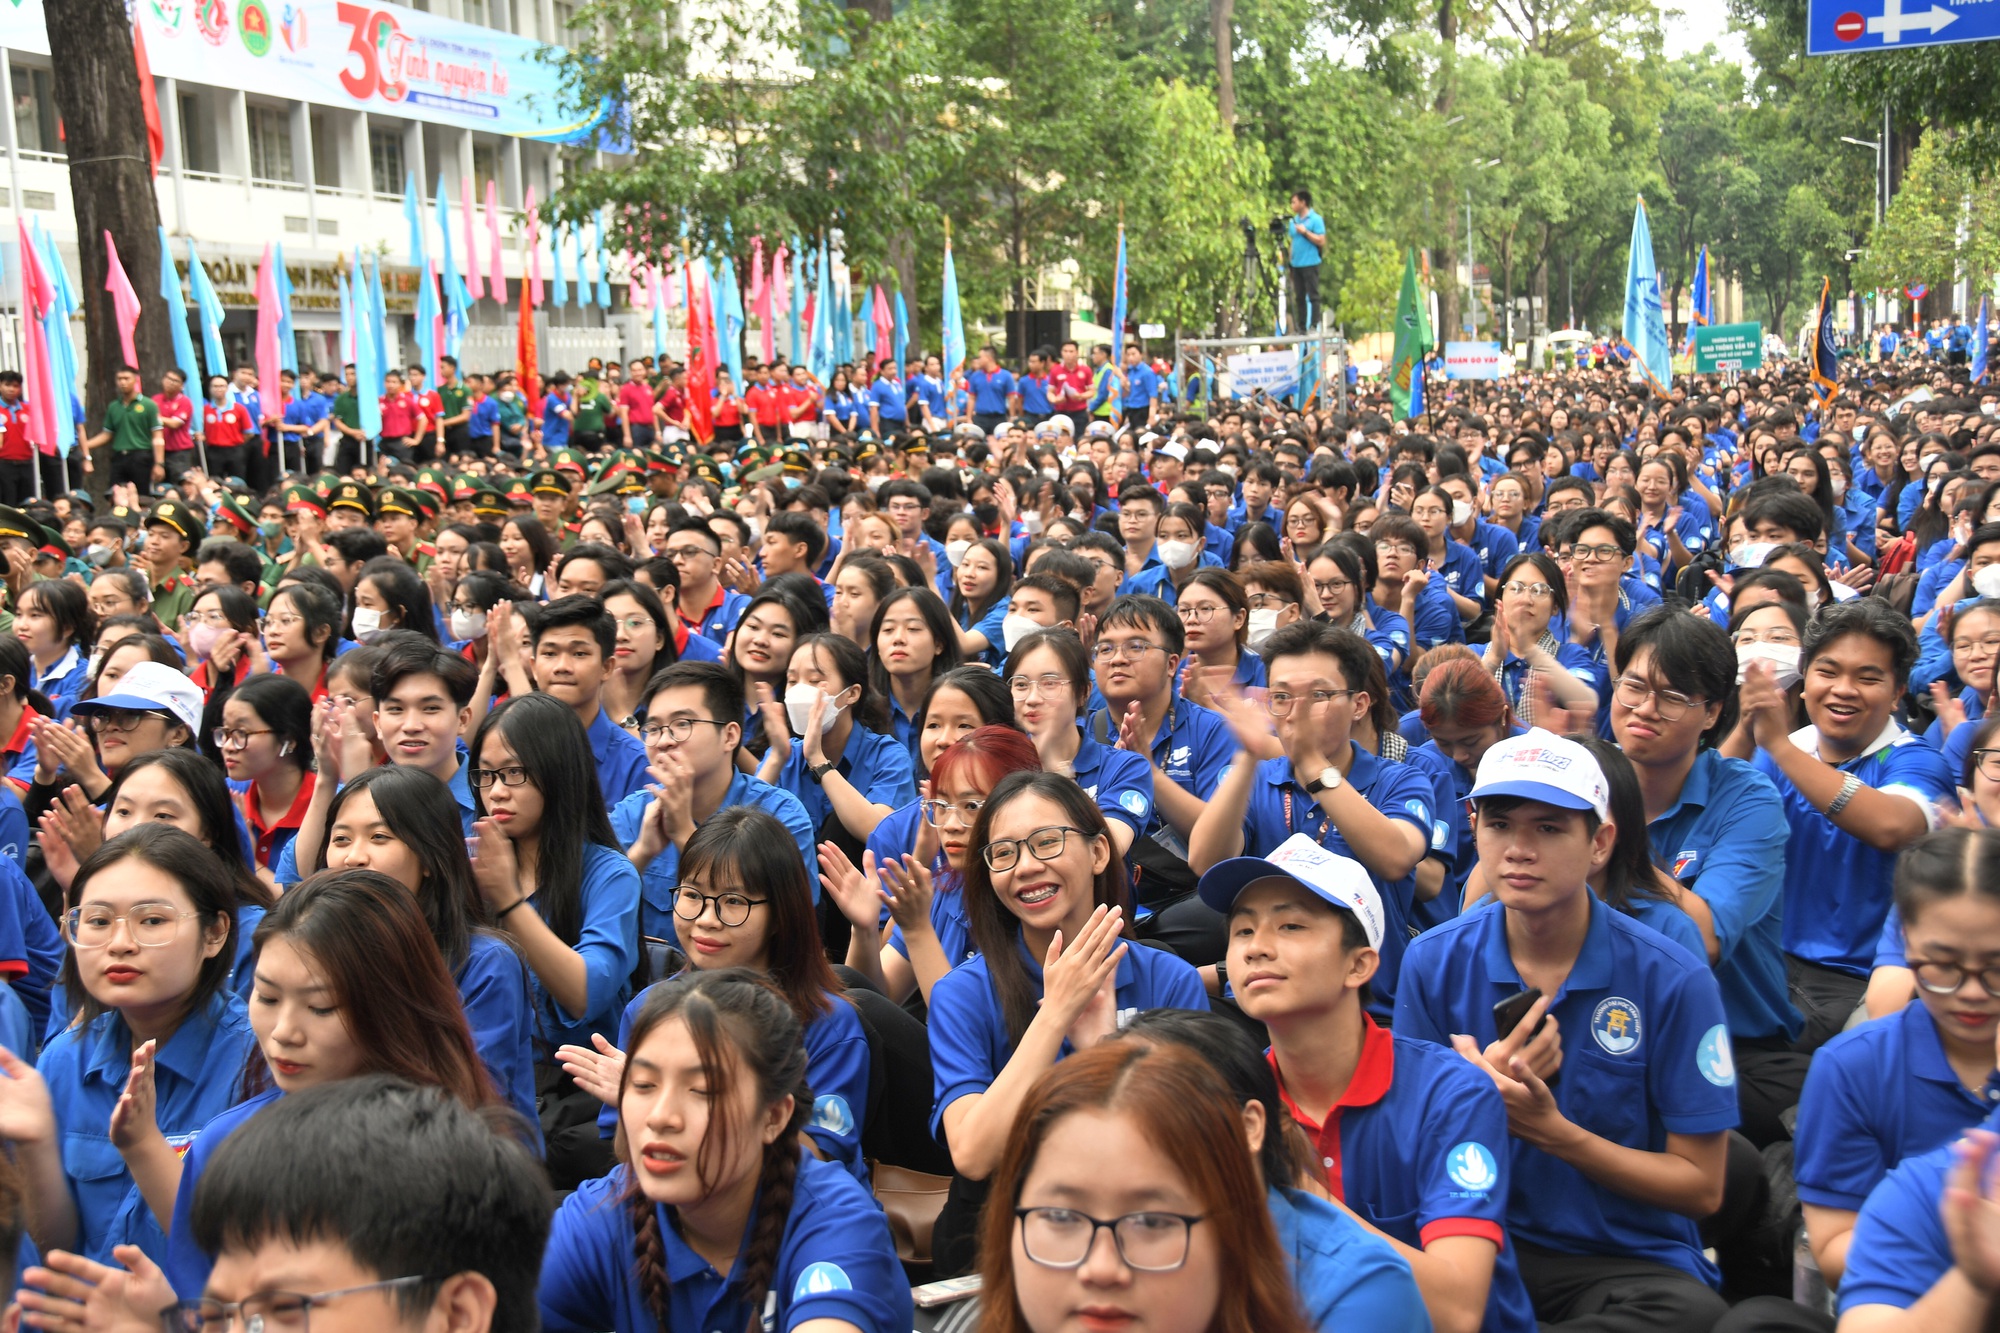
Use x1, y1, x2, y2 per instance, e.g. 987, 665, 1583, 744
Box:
1111, 224, 1128, 363
594, 208, 612, 308
1809, 276, 1840, 406
516, 264, 540, 415
462, 175, 483, 302
720, 256, 745, 386
404, 171, 425, 268
486, 180, 505, 305
353, 251, 382, 438
338, 260, 355, 369
1389, 247, 1431, 420
1681, 245, 1711, 354
524, 188, 543, 307
274, 242, 297, 373
569, 225, 586, 309
1976, 294, 1991, 385
789, 237, 806, 365
550, 224, 570, 307
102, 230, 142, 368
414, 259, 439, 387
685, 256, 715, 445
157, 225, 199, 387
651, 265, 668, 364
254, 243, 289, 444
893, 290, 908, 371
187, 240, 227, 384
17, 220, 56, 456
941, 228, 965, 382
1621, 198, 1672, 392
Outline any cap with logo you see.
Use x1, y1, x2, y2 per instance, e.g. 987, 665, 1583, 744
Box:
282, 484, 327, 519
375, 485, 427, 521
1194, 833, 1385, 949
550, 447, 588, 477
211, 492, 259, 538
1468, 727, 1610, 821
527, 469, 572, 498
503, 478, 534, 509
0, 505, 38, 546
144, 500, 203, 544
469, 487, 512, 520
72, 661, 205, 734
328, 483, 375, 519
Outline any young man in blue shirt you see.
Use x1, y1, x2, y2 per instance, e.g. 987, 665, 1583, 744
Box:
528, 596, 650, 808
1397, 729, 1738, 1333
1287, 188, 1326, 328
964, 344, 1016, 435
1745, 598, 1955, 1051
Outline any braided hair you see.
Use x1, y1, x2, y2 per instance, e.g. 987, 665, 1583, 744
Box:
615, 969, 811, 1332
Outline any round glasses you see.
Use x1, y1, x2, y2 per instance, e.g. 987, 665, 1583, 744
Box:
672, 889, 768, 926
1091, 640, 1166, 664
1266, 688, 1354, 717
1014, 1207, 1206, 1272
1612, 678, 1702, 721
982, 825, 1085, 872
86, 708, 167, 735
213, 727, 275, 750
1008, 673, 1072, 698
922, 798, 985, 827
1912, 959, 2000, 997
640, 717, 731, 743
165, 1276, 435, 1333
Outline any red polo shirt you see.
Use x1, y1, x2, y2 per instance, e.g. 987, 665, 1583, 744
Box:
616, 381, 656, 423
0, 401, 29, 463
379, 392, 418, 438
1048, 363, 1092, 411
745, 383, 785, 427
202, 402, 255, 448
241, 770, 317, 869
154, 393, 196, 452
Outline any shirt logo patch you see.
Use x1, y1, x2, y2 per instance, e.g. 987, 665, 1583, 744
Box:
810, 1095, 854, 1137
1169, 745, 1191, 768
793, 1263, 853, 1298
1432, 819, 1450, 850
1591, 997, 1643, 1055
1697, 1024, 1737, 1087
1445, 1141, 1498, 1192
1119, 790, 1149, 817
1404, 798, 1430, 823
1672, 848, 1701, 880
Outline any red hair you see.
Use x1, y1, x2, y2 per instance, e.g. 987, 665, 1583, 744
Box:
927, 723, 1041, 797
1420, 656, 1509, 731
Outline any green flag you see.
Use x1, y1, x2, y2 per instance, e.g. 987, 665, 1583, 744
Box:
1390, 248, 1432, 420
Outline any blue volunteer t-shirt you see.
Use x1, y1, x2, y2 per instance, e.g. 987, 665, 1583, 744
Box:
527, 844, 641, 1050
774, 729, 919, 839
1269, 1185, 1433, 1333
1838, 1103, 2000, 1315
609, 772, 818, 941
1395, 895, 1741, 1285
1290, 210, 1326, 268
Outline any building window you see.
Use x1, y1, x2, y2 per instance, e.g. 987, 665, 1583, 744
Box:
551, 0, 575, 35
370, 127, 404, 196
10, 66, 59, 157
178, 92, 218, 173
472, 142, 499, 197
310, 112, 340, 188
462, 0, 489, 24
248, 104, 295, 182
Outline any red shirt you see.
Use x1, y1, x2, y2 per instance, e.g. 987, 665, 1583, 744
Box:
745, 383, 785, 427
712, 392, 743, 427
202, 401, 255, 447
1048, 363, 1092, 411
154, 393, 196, 451
414, 389, 443, 434
379, 391, 418, 437
0, 401, 29, 463
616, 381, 656, 423
780, 384, 819, 422
241, 771, 318, 869
658, 386, 687, 426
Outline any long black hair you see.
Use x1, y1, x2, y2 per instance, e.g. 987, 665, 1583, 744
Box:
352, 557, 439, 644
312, 765, 488, 971
677, 808, 838, 1025
103, 748, 274, 907
866, 586, 962, 702
467, 693, 619, 946
1572, 735, 1675, 914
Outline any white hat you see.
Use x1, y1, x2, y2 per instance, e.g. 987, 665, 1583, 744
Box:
72, 661, 204, 735
1195, 833, 1385, 948
1155, 440, 1189, 462
1469, 727, 1610, 821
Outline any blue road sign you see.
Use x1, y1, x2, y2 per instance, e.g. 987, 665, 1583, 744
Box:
1808, 0, 1999, 55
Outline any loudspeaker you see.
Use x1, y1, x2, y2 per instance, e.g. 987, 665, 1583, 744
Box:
1005, 310, 1071, 361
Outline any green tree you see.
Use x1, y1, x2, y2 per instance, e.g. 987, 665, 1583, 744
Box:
1854, 129, 2000, 299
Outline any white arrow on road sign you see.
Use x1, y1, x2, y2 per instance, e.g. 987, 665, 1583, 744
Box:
1867, 0, 1958, 43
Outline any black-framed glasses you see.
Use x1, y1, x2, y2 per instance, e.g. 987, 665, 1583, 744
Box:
1266, 688, 1354, 717
672, 888, 767, 926
1312, 579, 1353, 601
1014, 1207, 1206, 1272
85, 708, 166, 735
1612, 677, 1702, 721
213, 727, 275, 750
163, 1275, 434, 1333
1091, 640, 1167, 664
1912, 959, 2000, 997
983, 825, 1085, 871
640, 717, 732, 743
1177, 603, 1225, 623
1976, 750, 2000, 783
467, 765, 532, 789
1571, 542, 1625, 563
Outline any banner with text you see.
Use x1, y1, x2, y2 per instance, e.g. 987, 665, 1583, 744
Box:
1225, 349, 1300, 397
1692, 321, 1765, 372
1444, 341, 1502, 380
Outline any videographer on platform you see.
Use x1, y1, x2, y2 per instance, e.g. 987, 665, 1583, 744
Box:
1287, 188, 1326, 329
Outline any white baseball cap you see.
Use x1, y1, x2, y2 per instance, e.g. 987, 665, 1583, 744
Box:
1196, 833, 1385, 948
72, 661, 204, 735
1469, 727, 1610, 821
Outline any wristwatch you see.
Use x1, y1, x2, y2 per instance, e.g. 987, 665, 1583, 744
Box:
1305, 766, 1343, 795
808, 760, 839, 783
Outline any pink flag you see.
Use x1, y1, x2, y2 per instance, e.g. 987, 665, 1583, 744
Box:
871, 284, 894, 359
102, 231, 143, 368
524, 187, 543, 307
17, 220, 56, 455
462, 175, 483, 301
485, 179, 504, 305
772, 245, 788, 315
253, 243, 288, 430
751, 240, 775, 363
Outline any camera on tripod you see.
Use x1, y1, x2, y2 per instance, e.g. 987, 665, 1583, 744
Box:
1268, 215, 1290, 241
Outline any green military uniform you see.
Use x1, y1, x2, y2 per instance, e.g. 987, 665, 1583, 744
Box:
573, 387, 612, 441
144, 500, 203, 629
376, 486, 436, 576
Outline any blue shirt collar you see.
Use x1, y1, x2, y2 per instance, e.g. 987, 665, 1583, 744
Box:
85, 990, 233, 1083
1653, 747, 1719, 825
1476, 891, 1614, 995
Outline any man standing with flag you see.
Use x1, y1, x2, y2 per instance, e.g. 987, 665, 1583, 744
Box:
1286, 189, 1326, 330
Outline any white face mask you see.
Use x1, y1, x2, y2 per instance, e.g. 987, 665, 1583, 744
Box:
1829, 473, 1847, 501
744, 516, 764, 542
1217, 463, 1239, 479
1247, 608, 1282, 650
1974, 564, 2000, 600
1737, 641, 1803, 691
1002, 612, 1045, 651
450, 607, 489, 641
946, 539, 973, 567
1802, 588, 1822, 615
865, 475, 888, 493
1156, 539, 1198, 570
1451, 501, 1473, 527
785, 684, 846, 736
1726, 542, 1776, 571
1984, 402, 1997, 416
1021, 511, 1044, 535
1042, 467, 1060, 480
350, 607, 385, 643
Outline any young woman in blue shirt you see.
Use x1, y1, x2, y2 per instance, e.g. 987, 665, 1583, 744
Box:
0, 826, 252, 1264
757, 633, 913, 850
1005, 629, 1153, 860
947, 537, 1014, 666
870, 586, 963, 764
540, 970, 910, 1333
1483, 552, 1607, 727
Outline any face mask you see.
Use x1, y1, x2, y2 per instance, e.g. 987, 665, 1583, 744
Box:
188, 623, 228, 661
1737, 641, 1803, 691
1348, 430, 1363, 447
865, 475, 887, 493
1042, 467, 1060, 480
1726, 541, 1776, 571
1157, 539, 1198, 569
499, 390, 516, 401
450, 608, 489, 641
946, 539, 973, 567
1975, 564, 2000, 600
1451, 501, 1473, 527
1829, 473, 1847, 501
626, 496, 648, 514
785, 685, 847, 736
1802, 589, 1822, 615
1247, 608, 1281, 649
257, 520, 285, 541
1217, 463, 1239, 479
1002, 612, 1045, 652
1021, 511, 1044, 535
351, 607, 385, 643
1985, 403, 1997, 416
744, 516, 764, 542
82, 543, 113, 568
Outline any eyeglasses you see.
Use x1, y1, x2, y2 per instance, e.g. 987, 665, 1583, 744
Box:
922, 797, 985, 827
1008, 673, 1072, 698
1178, 604, 1226, 623
1245, 593, 1295, 611
213, 727, 275, 750
1612, 677, 1702, 720
1374, 540, 1419, 556
982, 825, 1086, 871
1735, 629, 1800, 646
1954, 635, 2000, 656
640, 717, 732, 743
184, 610, 234, 627
164, 1276, 435, 1333
1976, 750, 2000, 783
66, 905, 197, 949
1266, 688, 1354, 717
613, 616, 656, 635
1014, 1207, 1206, 1272
466, 765, 532, 789
86, 708, 167, 734
1912, 959, 2000, 997
1571, 543, 1625, 563
1312, 579, 1353, 601
672, 888, 767, 926
1285, 514, 1321, 529
1091, 640, 1167, 664
264, 614, 304, 631
1501, 580, 1555, 599
664, 545, 715, 562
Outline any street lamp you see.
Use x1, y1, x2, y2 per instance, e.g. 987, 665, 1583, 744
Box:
1466, 158, 1500, 339
1840, 129, 1885, 230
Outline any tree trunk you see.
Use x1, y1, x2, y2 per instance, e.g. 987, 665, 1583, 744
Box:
846, 0, 892, 27
46, 0, 173, 444
888, 228, 918, 358
1212, 0, 1236, 134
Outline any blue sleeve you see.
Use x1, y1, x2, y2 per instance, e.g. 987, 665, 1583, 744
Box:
459, 939, 541, 1142
927, 965, 999, 1135
1878, 741, 1956, 814
801, 1003, 872, 1173
1415, 1061, 1512, 1235
1390, 935, 1454, 1045
855, 738, 919, 811
1147, 950, 1212, 1014
0, 985, 31, 1066
271, 830, 303, 888
1316, 1245, 1431, 1333
970, 599, 1009, 657
539, 1177, 630, 1333
777, 793, 820, 902
566, 849, 641, 1037
776, 1165, 916, 1333
1181, 715, 1235, 801
1874, 909, 1906, 970
1095, 747, 1155, 838
1684, 771, 1789, 967
1839, 1152, 1953, 1313
1912, 613, 1955, 695
1647, 954, 1741, 1135
1410, 581, 1460, 649
0, 786, 24, 863
1793, 1035, 1892, 1209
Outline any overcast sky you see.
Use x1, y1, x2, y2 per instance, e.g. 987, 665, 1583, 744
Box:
1660, 0, 1753, 67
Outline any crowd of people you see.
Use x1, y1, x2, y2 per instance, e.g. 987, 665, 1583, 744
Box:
0, 323, 1992, 1333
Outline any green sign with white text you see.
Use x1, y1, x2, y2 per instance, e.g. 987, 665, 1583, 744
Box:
1693, 321, 1764, 372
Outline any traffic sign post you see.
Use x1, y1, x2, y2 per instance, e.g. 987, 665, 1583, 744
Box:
1693, 322, 1766, 373
1809, 0, 1985, 56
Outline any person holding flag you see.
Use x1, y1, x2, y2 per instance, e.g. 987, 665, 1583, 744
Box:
1808, 276, 1840, 407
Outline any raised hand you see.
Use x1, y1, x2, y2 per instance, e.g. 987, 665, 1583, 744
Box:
818, 843, 886, 931
878, 853, 937, 932
106, 1041, 160, 1155
1040, 905, 1127, 1042
555, 1033, 626, 1108
20, 1245, 177, 1333
0, 1045, 56, 1145
468, 816, 523, 912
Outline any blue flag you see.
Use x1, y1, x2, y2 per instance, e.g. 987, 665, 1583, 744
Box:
1976, 294, 1991, 386
404, 172, 425, 268
274, 244, 297, 374
157, 226, 200, 387
1808, 276, 1839, 407
1111, 225, 1128, 362
720, 256, 745, 386
810, 238, 835, 382
789, 236, 806, 364
893, 290, 908, 371
186, 240, 228, 386
414, 265, 439, 387
593, 209, 612, 308
941, 231, 966, 382
1621, 199, 1672, 391
35, 222, 83, 452
1682, 245, 1710, 354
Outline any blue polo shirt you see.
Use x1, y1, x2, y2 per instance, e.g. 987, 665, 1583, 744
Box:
458, 932, 540, 1139
541, 1158, 912, 1333
682, 585, 751, 646
610, 771, 817, 940
1838, 1102, 2000, 1315
1796, 1001, 1998, 1213
930, 933, 1207, 1134
161, 1088, 283, 1298
1272, 1021, 1535, 1333
1121, 551, 1225, 605
1071, 734, 1157, 842
0, 854, 61, 1043
41, 992, 256, 1262
527, 843, 640, 1050
1120, 363, 1160, 408
1227, 501, 1283, 532
586, 706, 649, 807
1269, 1185, 1432, 1333
774, 728, 918, 839
1088, 694, 1235, 826
1290, 209, 1326, 267
1754, 722, 1953, 975
1396, 895, 1741, 1284
909, 374, 946, 420
966, 368, 1015, 416
1401, 742, 1466, 931
1405, 572, 1465, 651
861, 799, 979, 968
1646, 748, 1800, 1042
1241, 745, 1435, 1008
1018, 373, 1052, 416
1434, 540, 1485, 603
1492, 640, 1606, 721
1467, 522, 1519, 595
467, 396, 499, 440
868, 376, 907, 424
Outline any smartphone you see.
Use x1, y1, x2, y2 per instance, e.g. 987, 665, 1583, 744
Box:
912, 1275, 982, 1309
1492, 987, 1545, 1043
